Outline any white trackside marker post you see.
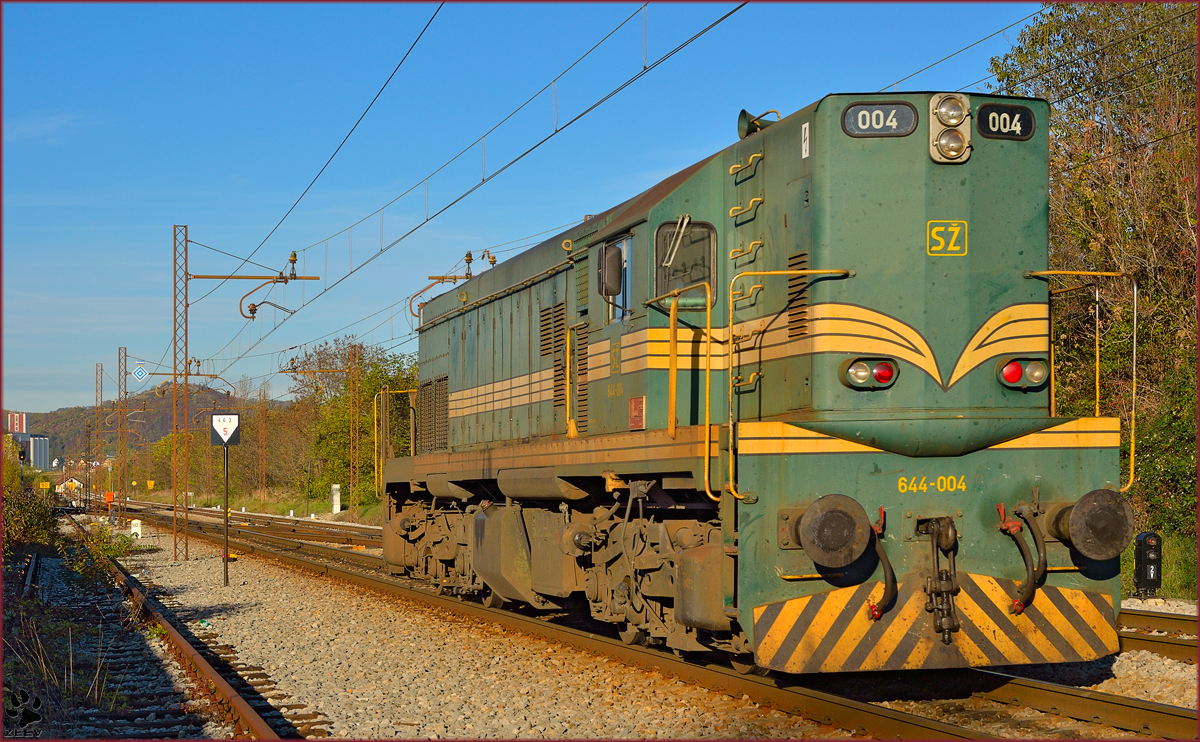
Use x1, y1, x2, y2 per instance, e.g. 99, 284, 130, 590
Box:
211, 413, 241, 587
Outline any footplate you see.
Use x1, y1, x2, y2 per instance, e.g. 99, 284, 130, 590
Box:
751, 573, 1118, 673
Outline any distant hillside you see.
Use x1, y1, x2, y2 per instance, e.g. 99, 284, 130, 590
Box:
7, 387, 269, 464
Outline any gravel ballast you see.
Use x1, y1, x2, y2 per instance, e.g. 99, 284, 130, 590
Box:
124, 527, 848, 739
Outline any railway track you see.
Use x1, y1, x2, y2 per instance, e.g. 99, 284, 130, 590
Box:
125, 499, 381, 547
61, 514, 284, 739
126, 507, 1198, 739
1116, 609, 1198, 664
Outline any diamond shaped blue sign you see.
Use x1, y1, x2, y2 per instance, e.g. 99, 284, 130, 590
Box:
132, 364, 148, 382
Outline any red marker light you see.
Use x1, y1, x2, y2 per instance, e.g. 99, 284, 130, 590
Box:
1001, 361, 1023, 384
872, 362, 895, 385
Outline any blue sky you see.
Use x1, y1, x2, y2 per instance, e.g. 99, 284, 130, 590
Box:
3, 2, 1040, 413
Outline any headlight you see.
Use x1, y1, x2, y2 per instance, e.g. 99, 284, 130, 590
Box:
935, 96, 966, 126
848, 361, 871, 385
1024, 360, 1047, 384
936, 129, 967, 159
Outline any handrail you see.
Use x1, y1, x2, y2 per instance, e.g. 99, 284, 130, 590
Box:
644, 282, 716, 502
1024, 270, 1138, 493
726, 269, 855, 501
563, 322, 588, 439
375, 387, 417, 495
728, 197, 764, 219
728, 153, 762, 176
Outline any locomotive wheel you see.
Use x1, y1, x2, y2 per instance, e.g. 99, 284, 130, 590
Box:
729, 653, 769, 676
618, 623, 647, 646
482, 588, 505, 609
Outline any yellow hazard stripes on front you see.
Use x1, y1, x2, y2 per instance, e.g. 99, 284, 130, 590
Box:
751, 573, 1119, 673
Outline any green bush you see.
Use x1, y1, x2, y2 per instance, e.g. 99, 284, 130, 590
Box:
2, 490, 57, 560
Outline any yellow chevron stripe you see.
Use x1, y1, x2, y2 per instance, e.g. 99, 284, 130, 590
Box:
860, 588, 926, 670
754, 596, 810, 667
1061, 590, 1120, 652
955, 583, 1032, 662
737, 421, 882, 455
951, 618, 993, 666
819, 583, 884, 672
807, 303, 942, 384
969, 576, 1045, 663
785, 586, 859, 672
903, 634, 938, 670
946, 303, 1049, 388
1026, 585, 1097, 659
988, 418, 1120, 450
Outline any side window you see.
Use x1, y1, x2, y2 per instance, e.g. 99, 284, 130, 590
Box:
603, 235, 632, 324
655, 218, 715, 303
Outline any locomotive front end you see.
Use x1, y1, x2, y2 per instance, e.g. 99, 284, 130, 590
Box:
731, 92, 1136, 672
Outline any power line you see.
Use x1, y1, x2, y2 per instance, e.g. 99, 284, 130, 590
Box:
881, 7, 1046, 92
957, 6, 1196, 93
1054, 126, 1196, 176
294, 3, 649, 257
204, 219, 581, 365
188, 239, 278, 273
193, 3, 444, 306
206, 4, 747, 378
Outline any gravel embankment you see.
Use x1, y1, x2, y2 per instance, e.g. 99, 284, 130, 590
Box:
123, 526, 849, 740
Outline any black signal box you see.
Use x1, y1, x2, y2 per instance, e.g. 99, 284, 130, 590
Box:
1133, 531, 1162, 596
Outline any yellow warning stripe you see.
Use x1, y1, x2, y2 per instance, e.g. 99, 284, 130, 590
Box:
754, 596, 810, 667
738, 418, 1119, 456
989, 418, 1120, 449
786, 585, 859, 672
737, 421, 882, 455
859, 589, 927, 670
753, 574, 1118, 673
820, 583, 884, 672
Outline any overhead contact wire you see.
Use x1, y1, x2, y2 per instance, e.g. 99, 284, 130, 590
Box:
208, 3, 746, 378
192, 2, 444, 306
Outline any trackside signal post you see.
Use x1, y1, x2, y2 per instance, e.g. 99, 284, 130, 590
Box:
211, 413, 240, 587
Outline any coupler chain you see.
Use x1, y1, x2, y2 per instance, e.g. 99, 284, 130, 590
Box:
918, 516, 961, 645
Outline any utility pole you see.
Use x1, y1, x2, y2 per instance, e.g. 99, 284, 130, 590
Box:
118, 347, 128, 521
173, 225, 318, 550
258, 386, 268, 511
94, 363, 102, 512
349, 346, 359, 520
84, 422, 92, 510
173, 225, 189, 561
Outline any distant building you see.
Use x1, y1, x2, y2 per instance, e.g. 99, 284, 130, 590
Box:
12, 433, 49, 471
7, 413, 27, 433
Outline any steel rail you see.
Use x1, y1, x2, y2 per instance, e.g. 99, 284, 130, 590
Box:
142, 511, 994, 740
132, 510, 385, 570
65, 515, 280, 740
126, 500, 382, 544
1117, 632, 1197, 664
1119, 608, 1198, 635
970, 669, 1198, 739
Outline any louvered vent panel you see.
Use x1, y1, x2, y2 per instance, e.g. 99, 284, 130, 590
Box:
551, 302, 567, 407
433, 375, 449, 450
576, 329, 589, 432
539, 306, 555, 356
417, 380, 435, 454
787, 252, 811, 339
575, 257, 589, 314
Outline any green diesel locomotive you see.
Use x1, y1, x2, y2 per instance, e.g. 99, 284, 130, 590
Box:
383, 91, 1137, 673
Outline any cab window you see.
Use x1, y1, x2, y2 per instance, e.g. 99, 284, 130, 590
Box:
655, 219, 715, 303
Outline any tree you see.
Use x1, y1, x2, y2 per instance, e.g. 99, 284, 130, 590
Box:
989, 3, 1197, 532
285, 337, 418, 516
